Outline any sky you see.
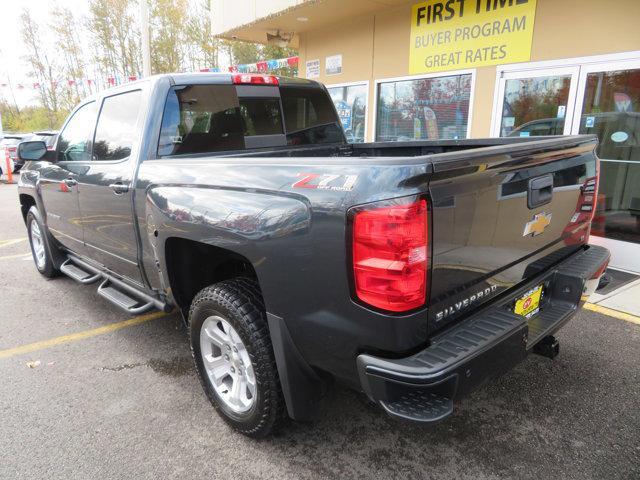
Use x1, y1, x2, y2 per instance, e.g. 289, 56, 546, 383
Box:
0, 0, 224, 110
0, 0, 91, 107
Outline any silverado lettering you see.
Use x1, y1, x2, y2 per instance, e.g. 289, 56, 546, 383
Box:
435, 284, 499, 322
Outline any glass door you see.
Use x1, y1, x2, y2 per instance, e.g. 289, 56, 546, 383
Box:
571, 59, 640, 272
492, 67, 580, 137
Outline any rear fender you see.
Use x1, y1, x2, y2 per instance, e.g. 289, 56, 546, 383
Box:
144, 185, 326, 419
144, 186, 311, 306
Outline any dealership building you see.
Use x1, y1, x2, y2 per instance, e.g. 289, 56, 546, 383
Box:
212, 0, 640, 272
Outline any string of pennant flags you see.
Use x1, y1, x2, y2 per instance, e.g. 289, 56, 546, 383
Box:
0, 56, 300, 92
0, 75, 140, 91
200, 56, 299, 73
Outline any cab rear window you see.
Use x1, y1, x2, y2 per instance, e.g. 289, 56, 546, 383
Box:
157, 83, 344, 157
158, 85, 284, 156
280, 86, 345, 146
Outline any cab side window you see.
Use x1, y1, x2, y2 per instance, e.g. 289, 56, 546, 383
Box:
93, 90, 142, 161
56, 102, 97, 162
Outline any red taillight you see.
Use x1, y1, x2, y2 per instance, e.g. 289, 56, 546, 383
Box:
352, 198, 428, 312
232, 74, 279, 86
7, 147, 17, 159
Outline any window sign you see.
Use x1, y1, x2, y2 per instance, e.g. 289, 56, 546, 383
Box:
409, 0, 538, 74
557, 105, 566, 119
335, 100, 352, 130
327, 83, 368, 143
376, 73, 472, 142
306, 59, 320, 79
326, 55, 342, 76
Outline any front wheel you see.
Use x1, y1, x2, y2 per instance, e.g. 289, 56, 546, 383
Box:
26, 206, 59, 278
189, 279, 285, 437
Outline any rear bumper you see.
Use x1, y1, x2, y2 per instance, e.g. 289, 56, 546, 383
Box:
356, 244, 610, 424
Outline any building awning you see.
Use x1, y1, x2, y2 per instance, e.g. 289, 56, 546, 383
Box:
212, 0, 413, 45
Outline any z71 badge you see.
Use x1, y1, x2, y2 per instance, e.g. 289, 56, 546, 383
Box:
293, 173, 358, 192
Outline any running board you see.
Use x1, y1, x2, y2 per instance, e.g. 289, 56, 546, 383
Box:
60, 255, 168, 315
60, 259, 101, 284
97, 279, 155, 314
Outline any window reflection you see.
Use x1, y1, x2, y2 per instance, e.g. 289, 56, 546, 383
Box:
579, 69, 640, 161
376, 74, 471, 142
580, 68, 640, 244
56, 102, 97, 162
501, 75, 571, 137
327, 84, 367, 143
94, 90, 142, 161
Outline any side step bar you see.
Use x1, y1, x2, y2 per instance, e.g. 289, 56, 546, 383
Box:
97, 279, 155, 314
61, 255, 168, 315
60, 259, 101, 284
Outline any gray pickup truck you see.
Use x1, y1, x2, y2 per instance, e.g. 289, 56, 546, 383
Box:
17, 73, 610, 437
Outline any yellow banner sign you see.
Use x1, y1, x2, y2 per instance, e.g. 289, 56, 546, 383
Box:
410, 0, 538, 74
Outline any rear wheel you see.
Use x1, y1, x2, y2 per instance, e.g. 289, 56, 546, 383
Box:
189, 279, 285, 437
26, 206, 59, 278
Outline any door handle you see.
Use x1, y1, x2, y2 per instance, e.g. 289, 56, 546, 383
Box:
63, 177, 78, 187
109, 182, 130, 195
528, 174, 553, 209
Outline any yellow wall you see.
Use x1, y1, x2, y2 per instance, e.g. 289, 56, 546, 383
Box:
298, 0, 640, 141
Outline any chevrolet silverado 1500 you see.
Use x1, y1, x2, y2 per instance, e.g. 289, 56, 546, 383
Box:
17, 73, 610, 437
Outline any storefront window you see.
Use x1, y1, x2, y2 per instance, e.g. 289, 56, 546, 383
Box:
579, 68, 640, 244
327, 84, 368, 143
500, 75, 571, 137
375, 74, 472, 142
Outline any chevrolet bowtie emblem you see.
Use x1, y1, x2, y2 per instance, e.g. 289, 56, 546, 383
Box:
523, 212, 552, 237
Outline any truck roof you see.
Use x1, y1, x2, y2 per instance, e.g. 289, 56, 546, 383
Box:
104, 72, 321, 91
167, 72, 322, 87
77, 73, 324, 106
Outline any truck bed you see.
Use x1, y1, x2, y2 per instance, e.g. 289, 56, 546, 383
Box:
183, 136, 555, 160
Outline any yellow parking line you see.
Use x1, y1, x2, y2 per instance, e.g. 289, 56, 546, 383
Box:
0, 238, 27, 248
584, 302, 640, 325
0, 311, 170, 360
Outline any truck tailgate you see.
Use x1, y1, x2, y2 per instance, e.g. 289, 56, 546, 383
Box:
427, 136, 598, 332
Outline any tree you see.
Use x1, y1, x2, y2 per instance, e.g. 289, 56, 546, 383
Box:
261, 45, 297, 62
184, 0, 219, 71
261, 44, 298, 76
87, 0, 141, 79
20, 8, 61, 129
51, 5, 87, 110
0, 100, 66, 132
230, 41, 260, 65
149, 0, 187, 73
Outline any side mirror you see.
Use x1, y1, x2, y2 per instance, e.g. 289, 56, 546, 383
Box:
17, 141, 48, 161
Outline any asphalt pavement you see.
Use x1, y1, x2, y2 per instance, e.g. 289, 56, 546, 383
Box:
0, 180, 638, 480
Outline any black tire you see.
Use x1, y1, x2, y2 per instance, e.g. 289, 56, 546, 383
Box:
26, 206, 59, 278
189, 278, 286, 437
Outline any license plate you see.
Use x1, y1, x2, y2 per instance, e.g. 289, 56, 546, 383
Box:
514, 285, 543, 318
